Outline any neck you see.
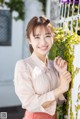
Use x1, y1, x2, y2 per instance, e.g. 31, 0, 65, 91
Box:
34, 52, 47, 63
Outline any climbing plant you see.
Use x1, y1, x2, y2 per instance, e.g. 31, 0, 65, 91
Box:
0, 0, 46, 20
75, 84, 80, 119
0, 0, 24, 20
39, 0, 46, 13
48, 27, 80, 119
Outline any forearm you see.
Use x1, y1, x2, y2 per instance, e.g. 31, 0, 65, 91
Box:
54, 86, 64, 99
42, 87, 63, 108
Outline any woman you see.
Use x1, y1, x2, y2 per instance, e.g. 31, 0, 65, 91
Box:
14, 16, 71, 119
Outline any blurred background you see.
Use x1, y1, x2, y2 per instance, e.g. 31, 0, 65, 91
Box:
0, 0, 80, 119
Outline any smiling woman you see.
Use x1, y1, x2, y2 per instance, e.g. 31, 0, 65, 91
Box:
14, 16, 72, 119
28, 26, 53, 59
26, 16, 54, 55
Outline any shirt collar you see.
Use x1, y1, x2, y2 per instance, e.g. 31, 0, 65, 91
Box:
30, 52, 52, 72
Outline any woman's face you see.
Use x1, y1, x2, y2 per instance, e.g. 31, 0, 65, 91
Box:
29, 25, 54, 57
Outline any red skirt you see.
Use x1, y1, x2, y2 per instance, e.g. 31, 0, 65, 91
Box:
23, 111, 56, 119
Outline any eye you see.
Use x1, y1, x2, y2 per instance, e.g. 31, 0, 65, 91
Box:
45, 35, 52, 38
34, 36, 40, 39
46, 35, 51, 37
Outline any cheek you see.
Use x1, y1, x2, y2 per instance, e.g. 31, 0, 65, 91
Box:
48, 38, 53, 46
51, 38, 54, 44
31, 41, 38, 48
29, 35, 38, 47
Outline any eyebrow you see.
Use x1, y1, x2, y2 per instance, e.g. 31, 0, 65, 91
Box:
45, 33, 51, 35
34, 32, 51, 37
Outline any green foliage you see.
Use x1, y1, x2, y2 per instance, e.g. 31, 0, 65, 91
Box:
0, 0, 24, 20
48, 27, 80, 119
39, 0, 46, 13
0, 0, 4, 5
75, 84, 80, 119
0, 0, 46, 20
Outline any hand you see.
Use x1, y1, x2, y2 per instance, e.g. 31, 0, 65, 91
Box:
53, 56, 67, 74
42, 101, 54, 108
59, 71, 72, 93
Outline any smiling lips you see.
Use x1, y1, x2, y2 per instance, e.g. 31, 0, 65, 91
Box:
38, 46, 48, 50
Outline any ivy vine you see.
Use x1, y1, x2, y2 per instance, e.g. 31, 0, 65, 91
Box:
0, 0, 46, 20
39, 0, 46, 13
48, 27, 80, 119
0, 0, 24, 20
75, 84, 80, 119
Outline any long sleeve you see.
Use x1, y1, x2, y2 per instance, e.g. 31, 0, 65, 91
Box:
54, 67, 66, 102
13, 60, 56, 114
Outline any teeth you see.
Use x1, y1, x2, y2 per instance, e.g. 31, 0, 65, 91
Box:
39, 46, 48, 50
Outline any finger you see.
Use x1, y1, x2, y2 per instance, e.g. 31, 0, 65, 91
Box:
61, 60, 67, 67
54, 56, 60, 62
54, 57, 58, 63
60, 60, 65, 67
54, 56, 60, 66
60, 72, 71, 79
67, 78, 72, 83
60, 70, 68, 75
64, 72, 71, 77
57, 57, 67, 68
56, 57, 62, 66
65, 75, 71, 80
63, 73, 71, 79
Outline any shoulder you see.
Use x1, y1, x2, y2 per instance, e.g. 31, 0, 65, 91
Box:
15, 56, 32, 72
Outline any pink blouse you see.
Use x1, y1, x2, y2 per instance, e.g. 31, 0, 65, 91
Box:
14, 52, 65, 115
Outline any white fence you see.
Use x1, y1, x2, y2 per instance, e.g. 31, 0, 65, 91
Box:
46, 0, 80, 119
47, 0, 80, 34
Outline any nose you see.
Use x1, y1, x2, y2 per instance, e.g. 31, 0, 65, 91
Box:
40, 37, 46, 45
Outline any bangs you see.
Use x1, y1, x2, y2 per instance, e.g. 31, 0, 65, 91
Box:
26, 16, 53, 39
33, 24, 52, 36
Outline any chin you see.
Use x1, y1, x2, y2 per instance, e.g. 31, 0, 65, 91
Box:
39, 48, 50, 54
35, 47, 50, 55
38, 51, 49, 56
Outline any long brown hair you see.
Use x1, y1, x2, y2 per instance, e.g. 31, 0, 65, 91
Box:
26, 16, 53, 53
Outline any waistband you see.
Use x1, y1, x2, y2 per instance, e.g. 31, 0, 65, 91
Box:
23, 111, 56, 119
